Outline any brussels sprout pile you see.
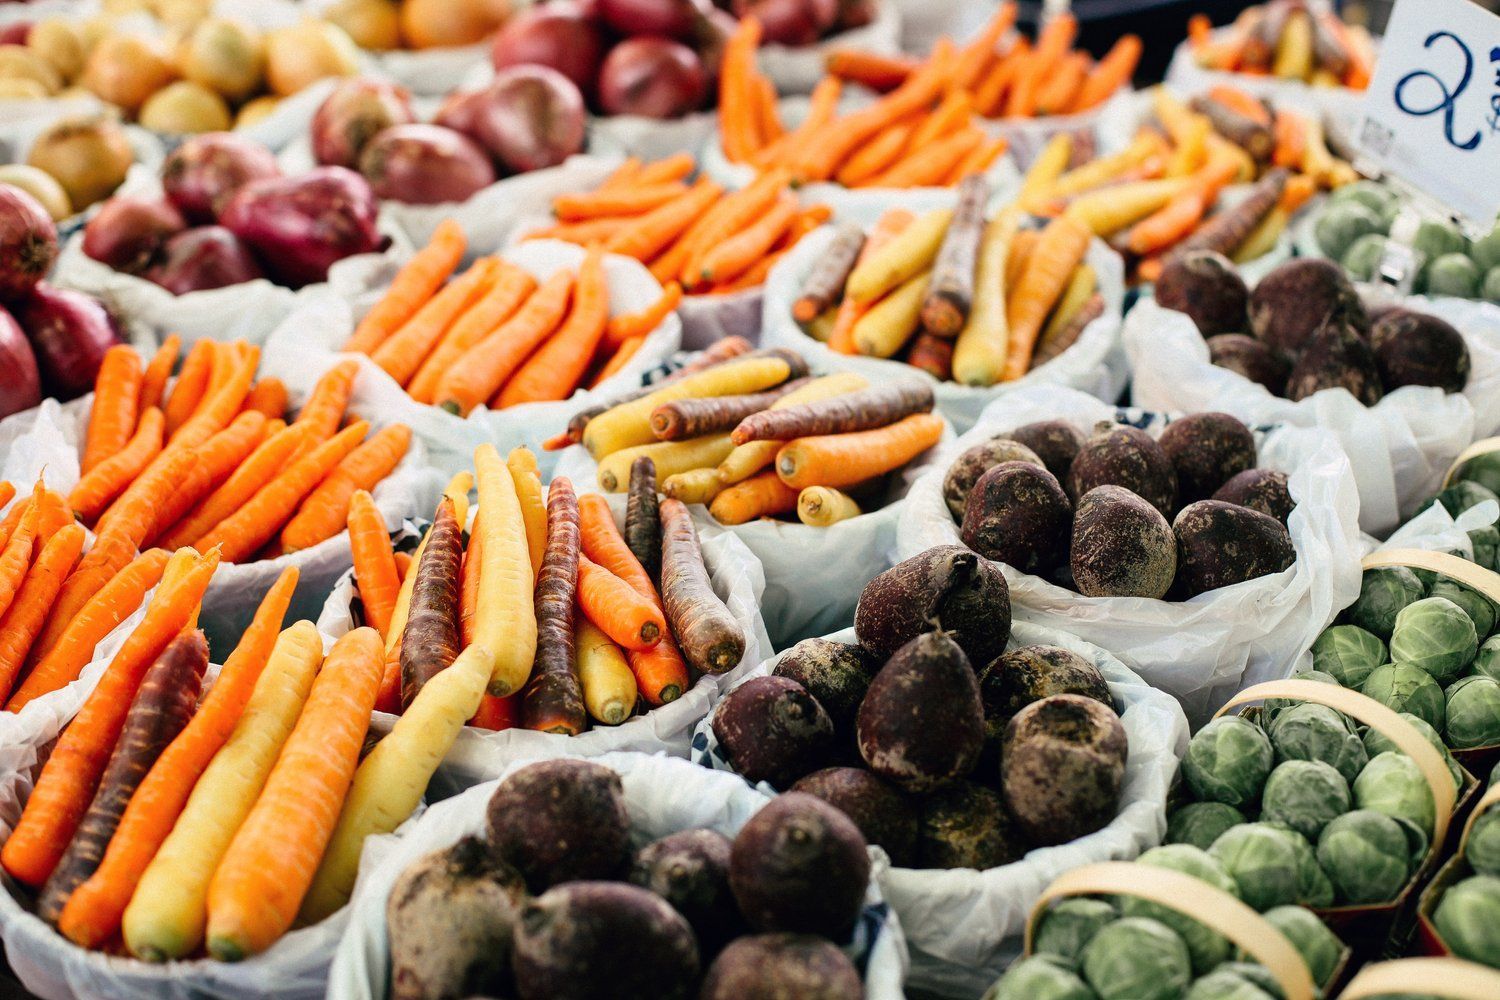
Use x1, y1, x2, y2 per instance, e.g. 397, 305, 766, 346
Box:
1427, 762, 1500, 969
983, 857, 1343, 1000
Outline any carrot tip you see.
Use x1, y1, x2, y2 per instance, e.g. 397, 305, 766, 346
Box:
658, 684, 683, 704
439, 401, 461, 416
208, 937, 246, 963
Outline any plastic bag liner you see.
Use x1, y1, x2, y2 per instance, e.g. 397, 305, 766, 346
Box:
690, 624, 1188, 998
258, 238, 683, 481
759, 223, 1128, 433
895, 384, 1364, 722
1124, 296, 1500, 536
325, 750, 908, 1000
754, 0, 902, 95
316, 496, 771, 794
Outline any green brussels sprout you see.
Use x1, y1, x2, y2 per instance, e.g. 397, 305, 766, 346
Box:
1348, 567, 1425, 640
1267, 703, 1368, 784
1080, 917, 1192, 1000
1444, 674, 1500, 749
1468, 523, 1500, 573
1254, 906, 1343, 987
983, 955, 1100, 1000
1120, 845, 1238, 974
1328, 180, 1399, 221
1432, 874, 1500, 968
1318, 202, 1384, 261
1310, 625, 1386, 688
1468, 804, 1500, 879
1361, 663, 1446, 732
1473, 226, 1500, 273
1183, 969, 1274, 1000
1182, 716, 1274, 809
1426, 253, 1482, 298
1354, 751, 1437, 841
1449, 449, 1500, 497
1474, 635, 1500, 682
1426, 580, 1497, 640
1264, 671, 1341, 724
1214, 963, 1288, 1000
1389, 597, 1479, 684
1315, 809, 1414, 905
1167, 802, 1248, 852
1264, 821, 1336, 908
1035, 897, 1118, 964
1424, 480, 1500, 518
1362, 713, 1464, 791
1341, 233, 1389, 282
1260, 760, 1351, 841
1484, 266, 1500, 306
1413, 219, 1469, 272
1209, 823, 1305, 911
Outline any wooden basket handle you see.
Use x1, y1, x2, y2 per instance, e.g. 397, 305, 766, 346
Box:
1340, 957, 1500, 999
1444, 437, 1500, 487
1361, 549, 1500, 603
1461, 779, 1500, 855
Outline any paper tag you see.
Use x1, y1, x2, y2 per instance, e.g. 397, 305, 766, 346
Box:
1356, 0, 1500, 228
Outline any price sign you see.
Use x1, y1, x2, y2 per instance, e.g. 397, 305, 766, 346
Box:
1357, 0, 1500, 227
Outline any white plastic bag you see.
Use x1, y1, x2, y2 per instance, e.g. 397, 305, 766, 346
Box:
1124, 297, 1500, 535
888, 0, 982, 52
691, 624, 1188, 998
760, 223, 1128, 433
326, 751, 907, 1000
756, 1, 902, 95
896, 384, 1364, 722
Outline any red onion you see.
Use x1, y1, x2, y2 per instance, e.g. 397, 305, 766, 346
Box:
82, 198, 186, 275
358, 124, 496, 205
145, 226, 264, 294
598, 38, 707, 119
596, 0, 699, 39
161, 132, 282, 225
0, 22, 31, 46
489, 3, 606, 97
311, 78, 416, 170
690, 4, 738, 80
734, 0, 838, 45
13, 283, 121, 401
835, 0, 875, 30
0, 184, 58, 303
471, 66, 587, 175
0, 305, 40, 419
220, 166, 382, 289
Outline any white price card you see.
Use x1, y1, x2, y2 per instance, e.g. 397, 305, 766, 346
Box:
1357, 0, 1500, 227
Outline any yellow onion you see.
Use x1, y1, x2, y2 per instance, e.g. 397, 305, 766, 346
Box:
27, 19, 86, 82
139, 80, 232, 133
0, 45, 61, 94
264, 21, 359, 97
176, 18, 264, 103
234, 94, 281, 129
83, 34, 177, 113
399, 0, 508, 50
323, 0, 402, 51
0, 165, 72, 221
27, 115, 134, 210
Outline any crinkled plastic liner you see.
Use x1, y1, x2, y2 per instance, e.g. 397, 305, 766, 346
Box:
889, 0, 985, 52
895, 384, 1364, 722
691, 624, 1187, 998
1124, 297, 1500, 535
760, 224, 1128, 433
316, 496, 770, 793
326, 751, 907, 1000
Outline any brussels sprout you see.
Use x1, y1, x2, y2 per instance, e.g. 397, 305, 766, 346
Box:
1260, 760, 1351, 840
1080, 917, 1192, 1000
1432, 874, 1500, 968
1389, 597, 1479, 683
1474, 226, 1500, 273
1215, 962, 1288, 1000
1362, 713, 1464, 791
1209, 824, 1305, 911
1310, 625, 1386, 688
1361, 663, 1446, 732
1267, 703, 1368, 784
1426, 253, 1481, 298
1354, 751, 1437, 841
1317, 202, 1384, 261
1268, 821, 1336, 908
1475, 635, 1500, 682
1469, 803, 1500, 878
1254, 906, 1343, 987
1348, 567, 1425, 640
1450, 448, 1500, 497
1424, 480, 1500, 518
1328, 180, 1399, 221
1316, 809, 1413, 905
1342, 233, 1389, 283
984, 955, 1099, 1000
1445, 674, 1500, 749
1426, 580, 1497, 640
1182, 716, 1274, 809
1264, 671, 1341, 723
1120, 845, 1238, 973
1166, 802, 1248, 852
1183, 969, 1274, 1000
1413, 219, 1469, 271
1485, 266, 1500, 306
1035, 897, 1118, 964
1469, 523, 1500, 573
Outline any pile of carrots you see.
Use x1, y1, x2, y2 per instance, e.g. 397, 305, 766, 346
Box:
1188, 1, 1374, 89
718, 19, 1008, 187
344, 219, 682, 417
346, 444, 745, 737
828, 5, 1141, 122
527, 154, 832, 297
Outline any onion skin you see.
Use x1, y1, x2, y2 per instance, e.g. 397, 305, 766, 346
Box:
472, 66, 587, 175
146, 226, 265, 294
733, 0, 838, 45
0, 184, 59, 303
82, 197, 187, 276
489, 3, 607, 97
597, 0, 699, 40
311, 78, 416, 170
13, 283, 121, 401
219, 166, 382, 289
598, 37, 707, 118
162, 132, 283, 225
357, 124, 497, 205
0, 305, 41, 419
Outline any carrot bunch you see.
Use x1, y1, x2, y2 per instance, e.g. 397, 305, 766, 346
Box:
828, 5, 1141, 121
718, 18, 1008, 187
1188, 1, 1374, 89
527, 154, 832, 298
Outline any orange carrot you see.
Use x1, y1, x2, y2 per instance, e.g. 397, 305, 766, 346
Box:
136, 336, 179, 415
865, 128, 984, 188
1208, 84, 1272, 125
631, 153, 696, 185
774, 412, 945, 489
0, 524, 84, 701
345, 219, 466, 354
348, 490, 399, 638
371, 257, 502, 388
697, 195, 799, 286
68, 408, 164, 524
680, 171, 790, 287
435, 269, 575, 416
1273, 109, 1308, 169
147, 411, 269, 547
280, 424, 411, 553
499, 248, 611, 407
554, 182, 689, 222
1034, 51, 1090, 117
577, 553, 666, 651
768, 77, 842, 169
82, 347, 143, 475
0, 493, 43, 621
826, 210, 915, 354
824, 49, 918, 92
294, 359, 359, 442
1187, 13, 1213, 51
607, 179, 725, 262
159, 422, 312, 550
836, 119, 919, 187
718, 18, 763, 163
1279, 173, 1317, 214
162, 340, 213, 438
94, 434, 199, 553
712, 247, 788, 293
754, 75, 783, 146
1073, 34, 1141, 111
603, 282, 681, 351
168, 344, 260, 450
948, 136, 1009, 185
974, 39, 1030, 117
469, 693, 518, 730
953, 2, 1018, 92
590, 335, 646, 389
406, 264, 538, 404
708, 469, 799, 525
1008, 12, 1078, 117
910, 90, 974, 150
1003, 215, 1092, 380
459, 512, 482, 648
243, 378, 288, 419
21, 532, 138, 674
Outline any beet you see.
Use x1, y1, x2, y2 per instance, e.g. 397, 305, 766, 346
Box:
1172, 499, 1295, 598
790, 767, 919, 867
1157, 412, 1257, 503
854, 545, 1011, 668
1006, 419, 1087, 483
485, 759, 630, 892
771, 638, 873, 736
1250, 258, 1367, 355
1068, 422, 1178, 519
857, 632, 983, 791
1212, 468, 1294, 524
512, 882, 699, 1000
729, 792, 870, 939
1001, 694, 1127, 846
1369, 308, 1470, 393
979, 645, 1112, 728
1156, 250, 1250, 336
145, 226, 263, 294
916, 780, 1025, 869
960, 462, 1073, 576
628, 829, 741, 954
1284, 319, 1383, 405
712, 675, 833, 789
219, 166, 382, 288
81, 197, 185, 275
161, 132, 281, 224
14, 282, 120, 400
1069, 485, 1177, 599
0, 183, 58, 302
700, 934, 862, 1000
942, 437, 1045, 519
1207, 333, 1292, 395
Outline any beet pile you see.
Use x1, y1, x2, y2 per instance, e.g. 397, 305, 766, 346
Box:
711, 547, 1131, 871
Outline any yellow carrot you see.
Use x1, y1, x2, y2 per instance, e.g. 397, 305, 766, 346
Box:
845, 208, 953, 304
796, 487, 863, 526
851, 270, 930, 358
473, 445, 537, 697
597, 435, 736, 493
1064, 177, 1193, 236
574, 619, 636, 725
952, 208, 1022, 386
